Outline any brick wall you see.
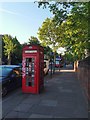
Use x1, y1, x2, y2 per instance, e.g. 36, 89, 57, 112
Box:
77, 56, 90, 102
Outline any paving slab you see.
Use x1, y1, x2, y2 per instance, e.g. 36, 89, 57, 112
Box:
40, 99, 58, 107
14, 103, 33, 112
29, 105, 55, 116
5, 111, 30, 118
29, 114, 53, 118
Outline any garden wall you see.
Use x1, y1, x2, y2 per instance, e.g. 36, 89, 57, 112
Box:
77, 56, 90, 102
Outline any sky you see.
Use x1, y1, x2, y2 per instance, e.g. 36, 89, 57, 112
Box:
0, 2, 53, 44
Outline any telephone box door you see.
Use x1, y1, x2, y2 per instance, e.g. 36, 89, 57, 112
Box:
22, 56, 37, 93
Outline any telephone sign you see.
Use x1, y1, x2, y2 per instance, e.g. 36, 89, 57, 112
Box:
22, 45, 44, 94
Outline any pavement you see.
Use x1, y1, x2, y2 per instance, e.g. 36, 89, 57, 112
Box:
2, 66, 88, 119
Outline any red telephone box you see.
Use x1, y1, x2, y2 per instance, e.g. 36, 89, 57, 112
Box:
22, 45, 44, 94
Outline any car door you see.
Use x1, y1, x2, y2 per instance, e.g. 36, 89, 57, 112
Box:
7, 70, 18, 90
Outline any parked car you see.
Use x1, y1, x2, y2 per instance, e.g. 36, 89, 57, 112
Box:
0, 65, 22, 97
55, 60, 60, 68
55, 60, 63, 68
44, 60, 49, 75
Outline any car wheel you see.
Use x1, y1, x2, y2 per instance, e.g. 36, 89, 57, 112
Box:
2, 87, 8, 97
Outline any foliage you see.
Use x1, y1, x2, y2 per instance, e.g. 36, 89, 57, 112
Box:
3, 35, 16, 64
2, 35, 22, 64
38, 18, 62, 53
12, 36, 22, 64
43, 45, 53, 59
60, 2, 89, 60
21, 42, 28, 47
28, 36, 40, 45
37, 2, 89, 61
38, 1, 71, 25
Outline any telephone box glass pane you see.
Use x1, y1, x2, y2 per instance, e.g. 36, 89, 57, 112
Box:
25, 58, 35, 87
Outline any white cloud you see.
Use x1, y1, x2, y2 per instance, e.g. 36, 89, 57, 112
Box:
0, 8, 19, 15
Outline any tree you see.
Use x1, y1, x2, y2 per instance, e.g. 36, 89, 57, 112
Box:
71, 2, 90, 57
3, 35, 16, 65
38, 18, 62, 54
60, 2, 89, 61
38, 1, 71, 25
12, 36, 22, 64
43, 46, 53, 60
37, 1, 89, 72
21, 42, 28, 47
38, 2, 90, 61
38, 18, 63, 73
28, 36, 40, 45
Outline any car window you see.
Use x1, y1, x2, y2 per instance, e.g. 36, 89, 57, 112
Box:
56, 61, 59, 64
0, 67, 12, 77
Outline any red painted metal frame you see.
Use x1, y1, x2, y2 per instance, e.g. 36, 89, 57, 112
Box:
22, 45, 44, 94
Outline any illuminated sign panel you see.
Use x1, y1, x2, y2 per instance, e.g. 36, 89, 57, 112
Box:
25, 50, 37, 53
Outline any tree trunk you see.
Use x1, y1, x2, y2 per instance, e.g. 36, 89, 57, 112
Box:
53, 52, 56, 74
74, 60, 78, 71
8, 53, 11, 65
